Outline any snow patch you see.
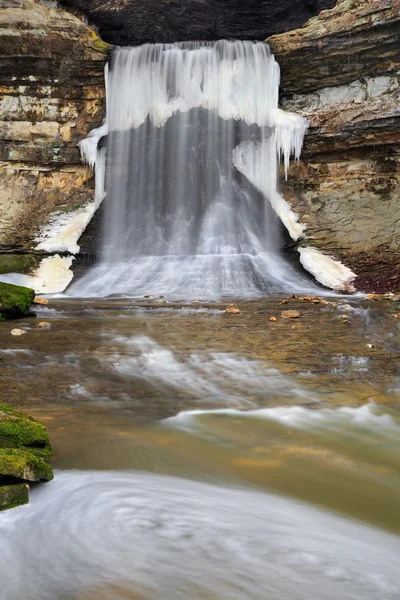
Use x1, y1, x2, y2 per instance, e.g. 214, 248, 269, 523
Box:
0, 255, 73, 294
35, 148, 106, 255
298, 247, 356, 292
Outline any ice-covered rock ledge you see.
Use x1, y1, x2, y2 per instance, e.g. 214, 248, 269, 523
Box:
298, 247, 356, 292
0, 255, 74, 295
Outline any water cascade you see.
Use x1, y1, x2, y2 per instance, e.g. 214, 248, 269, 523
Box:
71, 41, 313, 299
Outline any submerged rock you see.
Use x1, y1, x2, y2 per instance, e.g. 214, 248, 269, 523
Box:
226, 304, 241, 314
10, 328, 26, 336
0, 282, 35, 321
281, 310, 300, 319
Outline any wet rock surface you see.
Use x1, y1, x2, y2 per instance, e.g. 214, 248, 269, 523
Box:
0, 401, 53, 511
267, 0, 400, 291
0, 282, 35, 321
0, 401, 52, 457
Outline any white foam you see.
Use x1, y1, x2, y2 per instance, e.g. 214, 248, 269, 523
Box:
166, 403, 400, 439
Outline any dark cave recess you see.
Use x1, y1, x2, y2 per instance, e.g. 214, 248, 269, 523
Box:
59, 0, 335, 46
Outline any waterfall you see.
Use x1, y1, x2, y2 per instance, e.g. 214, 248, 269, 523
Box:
71, 40, 314, 299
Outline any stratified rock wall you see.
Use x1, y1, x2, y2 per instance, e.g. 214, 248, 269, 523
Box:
59, 0, 335, 46
0, 0, 108, 257
268, 0, 400, 290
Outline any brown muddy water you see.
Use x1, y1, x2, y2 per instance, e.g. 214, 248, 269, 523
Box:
1, 295, 400, 600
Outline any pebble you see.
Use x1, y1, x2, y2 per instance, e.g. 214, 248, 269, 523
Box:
226, 304, 240, 314
11, 329, 26, 336
268, 316, 277, 322
32, 297, 48, 305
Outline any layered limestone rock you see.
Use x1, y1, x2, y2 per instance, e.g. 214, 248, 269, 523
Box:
268, 0, 400, 291
0, 0, 108, 292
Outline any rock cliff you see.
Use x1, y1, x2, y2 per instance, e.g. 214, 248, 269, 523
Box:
0, 0, 108, 291
59, 0, 335, 46
268, 0, 400, 291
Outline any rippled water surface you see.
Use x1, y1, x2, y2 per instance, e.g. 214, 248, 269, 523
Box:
1, 296, 400, 599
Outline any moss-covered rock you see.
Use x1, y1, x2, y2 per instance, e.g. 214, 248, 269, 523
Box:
0, 402, 53, 511
0, 483, 29, 512
0, 448, 53, 483
0, 281, 35, 320
0, 254, 38, 276
0, 402, 52, 458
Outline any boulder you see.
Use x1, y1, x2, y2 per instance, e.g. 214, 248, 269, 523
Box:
0, 449, 53, 483
0, 282, 35, 321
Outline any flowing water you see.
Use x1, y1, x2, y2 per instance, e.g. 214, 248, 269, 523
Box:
1, 297, 400, 599
72, 41, 311, 299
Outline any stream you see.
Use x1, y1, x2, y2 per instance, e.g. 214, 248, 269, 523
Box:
1, 295, 400, 599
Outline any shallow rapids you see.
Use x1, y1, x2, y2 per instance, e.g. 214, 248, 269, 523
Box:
1, 471, 400, 600
1, 297, 400, 598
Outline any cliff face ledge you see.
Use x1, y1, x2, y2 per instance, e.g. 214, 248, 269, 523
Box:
59, 0, 335, 46
0, 0, 108, 290
268, 0, 400, 291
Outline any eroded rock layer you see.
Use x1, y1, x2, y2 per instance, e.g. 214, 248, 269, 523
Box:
59, 0, 335, 46
268, 0, 400, 291
0, 0, 108, 261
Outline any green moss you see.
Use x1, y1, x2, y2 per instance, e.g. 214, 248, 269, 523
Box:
0, 254, 38, 275
0, 281, 35, 318
0, 482, 29, 512
0, 403, 52, 458
88, 29, 111, 53
0, 448, 53, 482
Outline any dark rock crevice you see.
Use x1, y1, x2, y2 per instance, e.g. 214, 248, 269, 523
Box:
59, 0, 335, 46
